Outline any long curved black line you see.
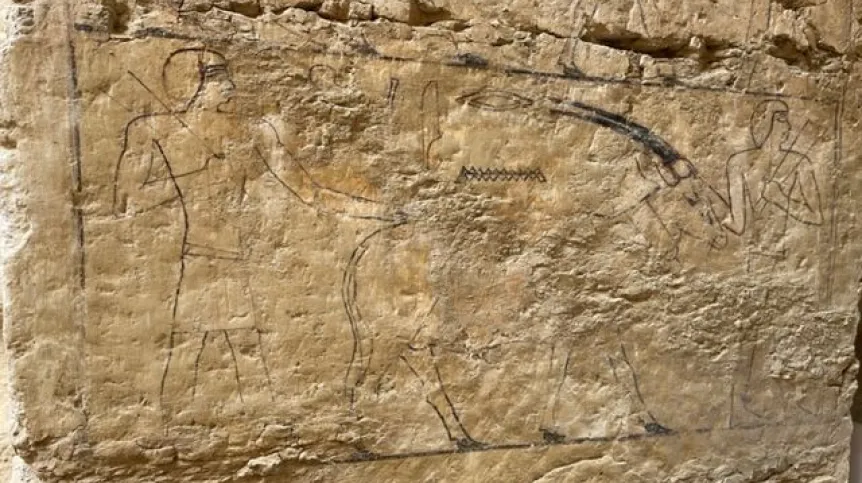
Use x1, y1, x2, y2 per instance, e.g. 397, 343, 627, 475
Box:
548, 99, 685, 166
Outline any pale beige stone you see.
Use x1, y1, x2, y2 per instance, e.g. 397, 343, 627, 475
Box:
0, 0, 859, 481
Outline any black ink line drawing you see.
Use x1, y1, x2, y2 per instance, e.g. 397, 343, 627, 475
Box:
633, 0, 656, 37
340, 93, 705, 447
386, 77, 399, 108
539, 343, 571, 444
729, 341, 830, 427
63, 0, 90, 439
426, 345, 485, 450
341, 217, 489, 450
826, 82, 847, 305
82, 29, 842, 459
713, 100, 823, 266
537, 335, 672, 441
340, 90, 719, 447
64, 0, 85, 291
84, 25, 829, 103
736, 345, 769, 422
550, 95, 736, 259
321, 419, 836, 465
558, 0, 599, 77
457, 88, 533, 112
343, 226, 384, 409
113, 48, 397, 429
550, 97, 824, 264
456, 166, 547, 183
450, 52, 489, 68
745, 0, 759, 42
352, 32, 381, 57
367, 297, 438, 400
612, 342, 671, 434
548, 96, 725, 261
740, 51, 763, 92
548, 98, 692, 176
399, 343, 487, 450
447, 89, 700, 188
341, 218, 412, 408
420, 81, 443, 171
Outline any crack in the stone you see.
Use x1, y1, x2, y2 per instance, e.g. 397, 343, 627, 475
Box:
193, 3, 851, 73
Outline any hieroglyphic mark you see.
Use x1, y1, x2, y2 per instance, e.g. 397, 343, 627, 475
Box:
386, 77, 400, 109
457, 88, 533, 111
420, 81, 443, 170
457, 166, 547, 183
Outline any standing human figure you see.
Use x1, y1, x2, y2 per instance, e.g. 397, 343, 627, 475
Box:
114, 47, 395, 429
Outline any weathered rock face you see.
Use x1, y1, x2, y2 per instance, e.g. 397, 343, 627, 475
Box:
0, 0, 860, 481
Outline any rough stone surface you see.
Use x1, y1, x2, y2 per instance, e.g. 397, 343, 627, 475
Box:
0, 0, 860, 481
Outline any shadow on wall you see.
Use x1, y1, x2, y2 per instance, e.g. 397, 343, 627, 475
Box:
853, 424, 862, 482
851, 295, 862, 482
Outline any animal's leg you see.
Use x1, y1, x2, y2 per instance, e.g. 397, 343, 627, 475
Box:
607, 342, 672, 435
401, 345, 484, 449
539, 342, 572, 443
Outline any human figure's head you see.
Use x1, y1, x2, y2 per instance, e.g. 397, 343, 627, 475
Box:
749, 100, 791, 149
162, 47, 235, 111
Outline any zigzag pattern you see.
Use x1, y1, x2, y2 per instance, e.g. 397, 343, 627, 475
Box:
457, 166, 547, 183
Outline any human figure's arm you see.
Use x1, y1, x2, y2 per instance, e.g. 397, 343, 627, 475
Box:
763, 156, 823, 226
252, 119, 404, 222
112, 116, 182, 216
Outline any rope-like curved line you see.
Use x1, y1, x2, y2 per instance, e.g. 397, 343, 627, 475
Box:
548, 98, 685, 167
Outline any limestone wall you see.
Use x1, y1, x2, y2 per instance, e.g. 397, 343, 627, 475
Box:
0, 0, 860, 481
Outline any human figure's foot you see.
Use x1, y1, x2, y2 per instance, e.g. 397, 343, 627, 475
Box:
350, 448, 377, 461
561, 63, 585, 78
644, 421, 673, 435
540, 427, 566, 444
455, 437, 487, 451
